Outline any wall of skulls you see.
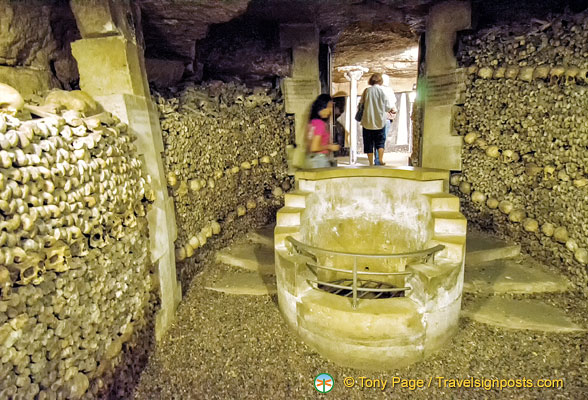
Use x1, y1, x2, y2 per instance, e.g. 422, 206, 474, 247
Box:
452, 12, 588, 290
155, 82, 293, 280
0, 105, 154, 398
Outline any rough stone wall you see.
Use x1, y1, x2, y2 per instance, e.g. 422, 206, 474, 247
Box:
0, 107, 154, 398
451, 11, 588, 291
154, 82, 293, 284
0, 1, 79, 94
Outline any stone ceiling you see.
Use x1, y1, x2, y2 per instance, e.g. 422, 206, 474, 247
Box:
138, 0, 438, 84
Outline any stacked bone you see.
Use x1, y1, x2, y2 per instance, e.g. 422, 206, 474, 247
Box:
453, 12, 588, 290
0, 88, 153, 399
155, 82, 293, 268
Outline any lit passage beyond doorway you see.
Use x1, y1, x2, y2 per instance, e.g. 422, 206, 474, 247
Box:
335, 91, 415, 167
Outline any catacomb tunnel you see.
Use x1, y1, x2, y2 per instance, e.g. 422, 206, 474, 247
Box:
0, 0, 587, 398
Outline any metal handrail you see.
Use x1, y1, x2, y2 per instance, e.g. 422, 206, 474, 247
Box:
286, 236, 445, 309
286, 236, 444, 260
306, 262, 412, 276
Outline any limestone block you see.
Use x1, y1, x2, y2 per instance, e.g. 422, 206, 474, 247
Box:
292, 48, 319, 79
297, 179, 316, 192
462, 297, 585, 333
464, 258, 571, 294
276, 279, 299, 328
274, 226, 301, 250
166, 197, 177, 243
215, 242, 275, 275
423, 296, 461, 356
427, 235, 466, 263
145, 58, 186, 87
284, 190, 311, 208
0, 66, 58, 96
155, 249, 180, 341
276, 207, 303, 227
282, 78, 320, 115
422, 105, 463, 170
425, 1, 471, 75
421, 1, 470, 171
424, 193, 460, 212
145, 98, 165, 153
71, 36, 150, 98
407, 262, 463, 310
465, 231, 520, 265
300, 325, 424, 370
205, 272, 277, 295
70, 0, 136, 40
299, 292, 424, 342
432, 211, 467, 235
276, 249, 297, 295
147, 202, 172, 263
245, 225, 275, 247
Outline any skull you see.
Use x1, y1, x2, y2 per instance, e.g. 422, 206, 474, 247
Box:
9, 251, 44, 285
44, 241, 71, 272
549, 66, 565, 85
0, 83, 24, 115
564, 66, 580, 85
70, 238, 89, 257
89, 227, 107, 248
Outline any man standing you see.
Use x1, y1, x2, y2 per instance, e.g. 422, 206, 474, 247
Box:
374, 74, 397, 165
359, 73, 396, 166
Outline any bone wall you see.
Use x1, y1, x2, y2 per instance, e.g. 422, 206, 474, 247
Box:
0, 106, 154, 398
452, 11, 588, 291
155, 82, 293, 283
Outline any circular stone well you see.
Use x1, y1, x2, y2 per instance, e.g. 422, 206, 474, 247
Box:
274, 167, 467, 369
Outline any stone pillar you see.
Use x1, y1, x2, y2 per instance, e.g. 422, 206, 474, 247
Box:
69, 0, 180, 340
280, 24, 321, 169
421, 0, 470, 170
338, 66, 367, 165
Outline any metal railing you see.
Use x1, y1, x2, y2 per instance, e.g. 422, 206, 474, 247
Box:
286, 236, 445, 309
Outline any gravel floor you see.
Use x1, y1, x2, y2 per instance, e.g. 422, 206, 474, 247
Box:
134, 261, 587, 400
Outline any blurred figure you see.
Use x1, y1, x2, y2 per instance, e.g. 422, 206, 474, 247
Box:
358, 73, 396, 166
305, 94, 340, 168
374, 74, 397, 165
332, 96, 349, 157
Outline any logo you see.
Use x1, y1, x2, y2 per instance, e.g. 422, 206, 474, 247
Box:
314, 373, 334, 393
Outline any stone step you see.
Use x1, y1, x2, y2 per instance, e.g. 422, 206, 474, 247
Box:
424, 193, 460, 212
462, 297, 585, 333
215, 242, 275, 275
464, 258, 571, 294
205, 272, 276, 295
274, 226, 301, 250
431, 211, 467, 236
245, 224, 275, 247
466, 231, 520, 265
276, 206, 304, 227
284, 190, 311, 208
427, 234, 466, 263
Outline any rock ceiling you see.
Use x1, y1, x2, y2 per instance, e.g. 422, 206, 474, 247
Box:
138, 0, 438, 84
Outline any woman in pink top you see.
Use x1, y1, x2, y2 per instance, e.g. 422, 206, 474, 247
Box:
305, 94, 340, 168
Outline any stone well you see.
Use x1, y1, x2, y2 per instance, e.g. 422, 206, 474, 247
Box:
274, 167, 467, 369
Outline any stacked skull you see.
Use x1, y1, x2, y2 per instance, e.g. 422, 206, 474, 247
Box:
0, 90, 153, 399
451, 11, 588, 291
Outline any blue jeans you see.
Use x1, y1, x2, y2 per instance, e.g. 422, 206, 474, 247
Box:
374, 120, 390, 165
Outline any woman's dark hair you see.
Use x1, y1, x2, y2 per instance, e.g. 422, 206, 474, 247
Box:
309, 94, 333, 121
368, 73, 383, 86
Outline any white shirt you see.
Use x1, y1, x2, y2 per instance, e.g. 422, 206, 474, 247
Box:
360, 84, 395, 130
